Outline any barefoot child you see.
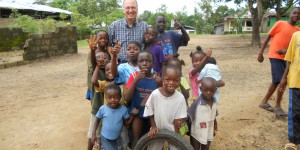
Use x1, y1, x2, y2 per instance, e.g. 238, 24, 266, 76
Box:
87, 31, 110, 150
86, 31, 109, 105
144, 66, 187, 150
91, 84, 136, 150
125, 51, 162, 148
279, 31, 300, 149
188, 77, 218, 150
144, 27, 166, 75
189, 48, 212, 100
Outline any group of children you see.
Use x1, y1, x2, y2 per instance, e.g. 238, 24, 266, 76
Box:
85, 27, 225, 150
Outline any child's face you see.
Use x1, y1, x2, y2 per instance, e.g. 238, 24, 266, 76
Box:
192, 53, 203, 68
105, 63, 114, 81
200, 81, 217, 100
105, 88, 121, 109
144, 28, 156, 44
168, 60, 182, 72
156, 16, 166, 33
126, 43, 140, 60
96, 52, 110, 68
290, 8, 300, 23
97, 32, 109, 48
163, 68, 180, 93
138, 53, 153, 74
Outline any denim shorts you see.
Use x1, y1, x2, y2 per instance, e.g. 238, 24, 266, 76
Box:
269, 58, 286, 84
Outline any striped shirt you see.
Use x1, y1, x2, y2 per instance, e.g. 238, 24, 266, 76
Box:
108, 18, 148, 61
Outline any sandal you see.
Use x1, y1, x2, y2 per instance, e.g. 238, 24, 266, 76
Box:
259, 103, 274, 112
285, 143, 297, 150
274, 107, 288, 118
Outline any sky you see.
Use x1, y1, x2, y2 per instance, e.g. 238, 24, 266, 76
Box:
1, 0, 244, 15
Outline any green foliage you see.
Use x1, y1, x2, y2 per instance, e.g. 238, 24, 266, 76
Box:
77, 39, 89, 47
77, 26, 92, 40
48, 0, 74, 10
138, 10, 153, 22
8, 10, 67, 34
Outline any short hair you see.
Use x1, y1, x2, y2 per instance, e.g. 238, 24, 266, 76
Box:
97, 30, 108, 36
146, 27, 158, 38
128, 41, 142, 50
156, 14, 166, 20
290, 7, 300, 14
105, 84, 122, 97
167, 53, 185, 66
207, 57, 217, 65
123, 0, 138, 8
162, 65, 180, 77
139, 50, 154, 63
200, 77, 217, 89
95, 51, 111, 60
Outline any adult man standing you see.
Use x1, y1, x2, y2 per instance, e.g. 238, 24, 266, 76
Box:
155, 14, 190, 59
108, 0, 148, 63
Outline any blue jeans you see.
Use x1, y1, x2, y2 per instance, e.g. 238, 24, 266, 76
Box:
101, 134, 122, 150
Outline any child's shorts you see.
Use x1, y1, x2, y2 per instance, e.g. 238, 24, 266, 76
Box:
288, 88, 300, 144
269, 58, 286, 84
86, 88, 93, 100
87, 114, 101, 138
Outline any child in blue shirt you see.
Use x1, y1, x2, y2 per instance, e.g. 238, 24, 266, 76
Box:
125, 51, 162, 149
91, 84, 136, 150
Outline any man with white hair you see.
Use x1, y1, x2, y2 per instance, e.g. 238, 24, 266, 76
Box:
108, 0, 148, 63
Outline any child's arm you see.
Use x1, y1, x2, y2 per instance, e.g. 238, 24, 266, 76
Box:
179, 83, 189, 100
148, 115, 159, 138
110, 40, 121, 77
191, 50, 212, 76
125, 72, 145, 103
173, 119, 182, 134
279, 62, 290, 92
217, 80, 225, 88
88, 35, 99, 69
124, 108, 139, 126
174, 17, 190, 43
91, 118, 100, 145
257, 34, 271, 63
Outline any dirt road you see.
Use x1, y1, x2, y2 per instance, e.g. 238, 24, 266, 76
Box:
0, 35, 289, 149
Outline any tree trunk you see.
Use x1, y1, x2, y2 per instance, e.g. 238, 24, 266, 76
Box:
252, 13, 261, 47
248, 0, 263, 48
276, 0, 281, 20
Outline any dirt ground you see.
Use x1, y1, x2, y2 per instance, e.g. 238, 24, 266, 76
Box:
0, 34, 291, 150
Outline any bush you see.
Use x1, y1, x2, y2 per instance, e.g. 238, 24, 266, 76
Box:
8, 10, 67, 34
77, 26, 92, 40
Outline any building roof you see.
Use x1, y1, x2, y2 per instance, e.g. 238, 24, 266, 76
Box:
224, 11, 277, 20
0, 2, 72, 15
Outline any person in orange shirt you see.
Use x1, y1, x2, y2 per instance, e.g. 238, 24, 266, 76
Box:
257, 7, 300, 118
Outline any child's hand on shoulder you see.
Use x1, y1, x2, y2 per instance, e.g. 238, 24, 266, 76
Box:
148, 127, 159, 138
87, 35, 98, 51
131, 107, 139, 116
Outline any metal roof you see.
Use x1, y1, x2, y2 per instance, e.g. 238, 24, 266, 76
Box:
0, 2, 72, 15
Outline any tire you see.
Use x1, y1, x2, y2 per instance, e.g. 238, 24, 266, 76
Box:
134, 129, 193, 150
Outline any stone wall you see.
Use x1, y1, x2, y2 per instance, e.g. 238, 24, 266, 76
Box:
0, 27, 29, 52
23, 26, 78, 60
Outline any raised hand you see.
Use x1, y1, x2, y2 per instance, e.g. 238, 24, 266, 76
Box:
173, 16, 183, 30
206, 48, 212, 57
87, 35, 99, 51
96, 52, 105, 67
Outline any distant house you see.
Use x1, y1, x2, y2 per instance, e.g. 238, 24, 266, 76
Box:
214, 23, 224, 35
183, 25, 196, 34
222, 11, 285, 34
0, 2, 72, 27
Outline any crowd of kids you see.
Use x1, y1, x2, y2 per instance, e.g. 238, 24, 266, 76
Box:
82, 7, 300, 150
84, 25, 225, 150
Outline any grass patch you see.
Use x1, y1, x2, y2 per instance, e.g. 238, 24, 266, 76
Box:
77, 40, 88, 47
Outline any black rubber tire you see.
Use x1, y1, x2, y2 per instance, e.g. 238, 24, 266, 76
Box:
134, 129, 193, 150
